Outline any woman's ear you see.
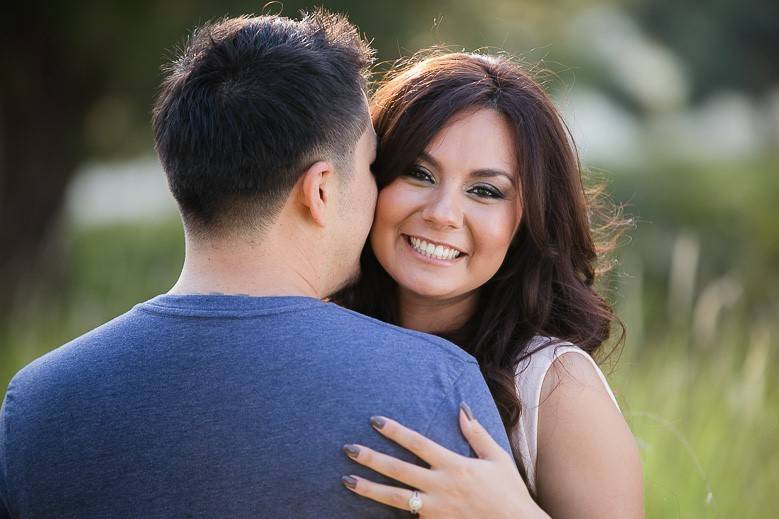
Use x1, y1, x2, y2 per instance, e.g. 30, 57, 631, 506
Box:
297, 160, 334, 227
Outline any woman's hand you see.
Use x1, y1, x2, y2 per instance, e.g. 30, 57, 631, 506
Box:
341, 403, 549, 518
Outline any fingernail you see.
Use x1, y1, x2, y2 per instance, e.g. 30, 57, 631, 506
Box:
460, 402, 475, 421
370, 416, 387, 430
342, 444, 360, 458
342, 475, 358, 489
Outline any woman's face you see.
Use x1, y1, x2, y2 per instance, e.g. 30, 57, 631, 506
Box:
370, 108, 522, 302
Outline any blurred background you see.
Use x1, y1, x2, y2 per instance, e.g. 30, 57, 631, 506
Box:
2, 0, 777, 516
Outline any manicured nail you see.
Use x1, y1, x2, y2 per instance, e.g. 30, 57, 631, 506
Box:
343, 444, 360, 458
370, 416, 387, 430
342, 475, 358, 489
460, 402, 475, 421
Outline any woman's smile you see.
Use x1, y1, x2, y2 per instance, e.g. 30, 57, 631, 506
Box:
402, 234, 466, 264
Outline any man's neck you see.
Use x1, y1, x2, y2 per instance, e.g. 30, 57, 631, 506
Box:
169, 233, 323, 298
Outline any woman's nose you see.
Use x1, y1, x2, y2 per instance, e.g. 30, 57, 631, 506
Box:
421, 190, 463, 229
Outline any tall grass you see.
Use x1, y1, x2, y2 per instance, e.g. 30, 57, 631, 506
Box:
613, 324, 777, 518
611, 235, 778, 518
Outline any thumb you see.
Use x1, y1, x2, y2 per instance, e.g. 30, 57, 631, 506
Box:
459, 402, 505, 461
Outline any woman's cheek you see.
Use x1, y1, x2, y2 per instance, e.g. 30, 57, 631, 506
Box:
471, 206, 516, 265
371, 183, 411, 262
376, 183, 412, 224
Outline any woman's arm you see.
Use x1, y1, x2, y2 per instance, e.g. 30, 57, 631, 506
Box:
535, 352, 645, 518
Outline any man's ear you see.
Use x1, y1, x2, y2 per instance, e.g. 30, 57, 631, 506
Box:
297, 160, 334, 227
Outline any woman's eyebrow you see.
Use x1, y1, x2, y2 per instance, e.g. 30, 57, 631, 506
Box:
470, 169, 514, 182
418, 151, 441, 169
419, 151, 513, 182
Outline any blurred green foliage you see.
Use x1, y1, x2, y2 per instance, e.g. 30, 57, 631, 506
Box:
629, 0, 779, 98
608, 157, 779, 314
43, 0, 591, 161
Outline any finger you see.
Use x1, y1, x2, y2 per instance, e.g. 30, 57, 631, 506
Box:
370, 416, 456, 467
343, 444, 433, 490
341, 474, 420, 513
458, 402, 507, 461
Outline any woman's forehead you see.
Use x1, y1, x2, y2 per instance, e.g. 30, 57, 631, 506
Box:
424, 108, 518, 177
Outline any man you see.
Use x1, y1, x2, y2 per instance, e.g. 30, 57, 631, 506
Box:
0, 10, 510, 518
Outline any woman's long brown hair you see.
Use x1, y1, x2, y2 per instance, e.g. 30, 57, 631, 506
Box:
336, 52, 628, 490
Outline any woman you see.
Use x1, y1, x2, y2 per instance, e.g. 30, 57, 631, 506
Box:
336, 52, 644, 517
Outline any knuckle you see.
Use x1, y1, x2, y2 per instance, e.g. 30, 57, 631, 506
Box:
452, 460, 475, 479
420, 498, 443, 517
390, 489, 408, 509
407, 434, 426, 453
383, 457, 402, 477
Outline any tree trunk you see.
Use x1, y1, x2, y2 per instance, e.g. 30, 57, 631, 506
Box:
0, 9, 98, 317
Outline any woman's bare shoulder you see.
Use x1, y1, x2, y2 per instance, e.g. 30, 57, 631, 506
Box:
534, 350, 644, 518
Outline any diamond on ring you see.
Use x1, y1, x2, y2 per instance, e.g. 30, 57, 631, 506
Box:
408, 490, 423, 515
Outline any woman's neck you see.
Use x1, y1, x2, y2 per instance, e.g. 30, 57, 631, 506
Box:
398, 288, 478, 334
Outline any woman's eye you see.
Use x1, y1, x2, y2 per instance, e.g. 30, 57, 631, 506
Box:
405, 166, 435, 183
469, 184, 504, 199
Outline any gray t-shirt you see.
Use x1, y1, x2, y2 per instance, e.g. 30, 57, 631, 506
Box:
0, 295, 510, 518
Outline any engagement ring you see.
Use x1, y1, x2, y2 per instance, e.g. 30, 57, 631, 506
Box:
408, 490, 423, 515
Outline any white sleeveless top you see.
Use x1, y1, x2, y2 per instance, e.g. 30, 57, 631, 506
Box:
510, 337, 621, 494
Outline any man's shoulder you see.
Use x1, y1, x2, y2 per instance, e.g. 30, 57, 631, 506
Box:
6, 307, 141, 396
321, 303, 476, 365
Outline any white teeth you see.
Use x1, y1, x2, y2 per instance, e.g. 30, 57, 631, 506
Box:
408, 236, 462, 261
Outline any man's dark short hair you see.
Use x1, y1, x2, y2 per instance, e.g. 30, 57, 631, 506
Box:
152, 9, 373, 235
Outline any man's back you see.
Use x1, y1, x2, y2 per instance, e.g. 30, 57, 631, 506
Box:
0, 295, 510, 518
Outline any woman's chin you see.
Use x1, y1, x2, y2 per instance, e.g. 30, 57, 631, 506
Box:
396, 278, 463, 301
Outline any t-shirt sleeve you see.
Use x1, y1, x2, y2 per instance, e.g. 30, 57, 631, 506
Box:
423, 362, 512, 458
0, 392, 12, 519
